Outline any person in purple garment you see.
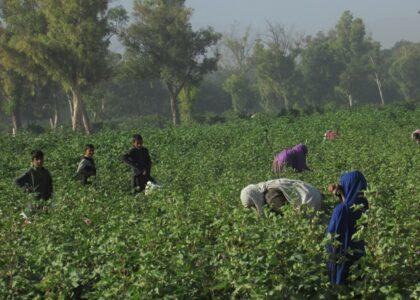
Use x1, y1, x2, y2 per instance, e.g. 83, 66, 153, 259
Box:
272, 143, 310, 173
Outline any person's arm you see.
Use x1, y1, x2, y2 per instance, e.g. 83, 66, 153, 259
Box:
145, 149, 152, 174
46, 171, 53, 199
89, 164, 96, 177
75, 159, 89, 184
122, 150, 135, 167
91, 161, 97, 177
15, 170, 32, 191
76, 159, 89, 175
253, 197, 265, 217
327, 204, 346, 253
328, 184, 344, 203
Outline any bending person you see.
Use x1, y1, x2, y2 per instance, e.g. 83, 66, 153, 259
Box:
412, 129, 420, 144
326, 171, 369, 285
272, 143, 310, 173
240, 178, 323, 217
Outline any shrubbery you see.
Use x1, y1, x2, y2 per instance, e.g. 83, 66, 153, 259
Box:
0, 107, 418, 298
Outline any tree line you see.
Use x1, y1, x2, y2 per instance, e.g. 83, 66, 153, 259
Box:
0, 1, 419, 134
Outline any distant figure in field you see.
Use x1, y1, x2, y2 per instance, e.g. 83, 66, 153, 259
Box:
326, 171, 369, 285
272, 143, 310, 173
412, 129, 420, 144
240, 178, 322, 217
15, 150, 53, 221
75, 144, 97, 185
324, 129, 339, 141
123, 134, 154, 193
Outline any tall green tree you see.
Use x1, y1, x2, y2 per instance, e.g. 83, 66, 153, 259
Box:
300, 33, 341, 106
333, 11, 378, 107
0, 23, 35, 135
221, 26, 254, 72
389, 43, 420, 101
252, 40, 300, 112
178, 84, 198, 123
121, 0, 221, 125
222, 72, 256, 114
4, 0, 119, 134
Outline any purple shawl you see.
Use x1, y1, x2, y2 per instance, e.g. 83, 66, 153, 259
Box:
273, 143, 309, 173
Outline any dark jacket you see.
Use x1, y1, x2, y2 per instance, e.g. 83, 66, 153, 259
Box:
122, 147, 152, 176
76, 156, 96, 185
15, 167, 53, 200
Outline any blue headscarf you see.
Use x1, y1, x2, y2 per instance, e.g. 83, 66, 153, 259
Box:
327, 171, 369, 285
340, 170, 367, 209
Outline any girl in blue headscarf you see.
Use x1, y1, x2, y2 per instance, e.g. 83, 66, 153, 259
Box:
326, 171, 369, 285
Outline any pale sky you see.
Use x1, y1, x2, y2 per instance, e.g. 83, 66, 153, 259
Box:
113, 0, 420, 51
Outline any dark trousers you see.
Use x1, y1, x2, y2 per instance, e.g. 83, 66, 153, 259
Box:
132, 174, 154, 192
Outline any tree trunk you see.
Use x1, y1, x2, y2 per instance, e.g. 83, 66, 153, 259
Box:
283, 94, 290, 111
101, 98, 105, 114
71, 88, 81, 131
79, 100, 92, 135
348, 94, 353, 108
169, 91, 180, 125
374, 73, 385, 106
70, 86, 91, 134
11, 106, 21, 136
68, 95, 73, 120
49, 106, 59, 129
370, 56, 385, 105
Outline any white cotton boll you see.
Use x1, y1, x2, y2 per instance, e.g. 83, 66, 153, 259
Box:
20, 212, 31, 223
145, 181, 162, 195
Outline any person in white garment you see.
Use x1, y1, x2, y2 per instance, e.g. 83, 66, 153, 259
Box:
412, 129, 420, 144
240, 178, 323, 217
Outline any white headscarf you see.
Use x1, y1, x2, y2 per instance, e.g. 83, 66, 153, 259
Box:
240, 184, 265, 216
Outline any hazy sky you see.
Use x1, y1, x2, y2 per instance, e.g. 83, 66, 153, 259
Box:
114, 0, 420, 51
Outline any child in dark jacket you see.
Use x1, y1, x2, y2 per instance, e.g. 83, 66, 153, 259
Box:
15, 150, 53, 219
76, 144, 97, 185
16, 150, 53, 201
122, 134, 154, 192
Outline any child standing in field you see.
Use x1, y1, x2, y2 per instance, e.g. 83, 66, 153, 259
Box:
75, 144, 97, 185
122, 134, 153, 193
15, 150, 53, 221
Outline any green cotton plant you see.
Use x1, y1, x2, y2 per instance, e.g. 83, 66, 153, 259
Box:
0, 105, 419, 298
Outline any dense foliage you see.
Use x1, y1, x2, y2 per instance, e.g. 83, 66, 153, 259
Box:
0, 106, 418, 298
1, 2, 420, 134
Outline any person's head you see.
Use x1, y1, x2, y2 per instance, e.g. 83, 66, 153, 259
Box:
132, 134, 143, 148
339, 171, 367, 206
84, 144, 95, 158
265, 189, 288, 213
292, 143, 308, 156
413, 131, 420, 144
31, 150, 44, 168
240, 184, 263, 209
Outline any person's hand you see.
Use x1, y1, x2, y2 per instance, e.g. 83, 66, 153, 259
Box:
142, 170, 147, 176
328, 184, 337, 194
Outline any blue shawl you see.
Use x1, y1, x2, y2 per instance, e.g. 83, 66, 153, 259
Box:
327, 171, 369, 285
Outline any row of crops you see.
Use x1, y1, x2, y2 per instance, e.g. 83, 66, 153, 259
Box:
0, 106, 419, 298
